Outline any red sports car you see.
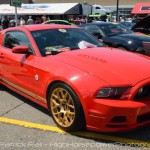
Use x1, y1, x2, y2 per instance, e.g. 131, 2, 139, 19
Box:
1, 24, 150, 132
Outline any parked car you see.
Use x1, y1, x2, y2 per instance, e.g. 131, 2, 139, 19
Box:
43, 19, 75, 26
1, 24, 150, 132
131, 15, 150, 35
80, 22, 150, 54
70, 19, 86, 25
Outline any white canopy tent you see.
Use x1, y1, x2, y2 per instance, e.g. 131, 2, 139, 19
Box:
0, 3, 80, 15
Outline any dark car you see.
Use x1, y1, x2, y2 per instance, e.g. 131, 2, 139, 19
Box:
131, 15, 150, 35
80, 22, 150, 54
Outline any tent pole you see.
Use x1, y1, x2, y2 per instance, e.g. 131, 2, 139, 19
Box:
15, 6, 18, 26
116, 0, 119, 22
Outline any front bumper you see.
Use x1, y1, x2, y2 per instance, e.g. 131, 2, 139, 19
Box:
86, 99, 150, 132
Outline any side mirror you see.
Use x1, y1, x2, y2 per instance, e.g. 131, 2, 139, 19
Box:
12, 46, 29, 54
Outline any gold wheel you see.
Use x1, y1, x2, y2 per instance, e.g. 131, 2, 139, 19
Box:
50, 87, 75, 127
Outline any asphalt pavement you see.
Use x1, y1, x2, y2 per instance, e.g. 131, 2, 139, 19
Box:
0, 86, 150, 150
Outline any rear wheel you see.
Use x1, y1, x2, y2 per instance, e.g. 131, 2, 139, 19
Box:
48, 82, 85, 131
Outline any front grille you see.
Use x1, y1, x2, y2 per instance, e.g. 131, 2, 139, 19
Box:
134, 84, 150, 100
110, 116, 126, 123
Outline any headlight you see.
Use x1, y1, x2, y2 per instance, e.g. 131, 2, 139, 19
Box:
128, 41, 132, 44
96, 87, 127, 99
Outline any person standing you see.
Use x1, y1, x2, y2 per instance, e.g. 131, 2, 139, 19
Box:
41, 15, 47, 23
2, 16, 9, 29
35, 17, 41, 24
27, 16, 34, 25
9, 17, 16, 27
19, 17, 26, 26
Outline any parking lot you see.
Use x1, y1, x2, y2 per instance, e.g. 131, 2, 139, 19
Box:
0, 86, 150, 150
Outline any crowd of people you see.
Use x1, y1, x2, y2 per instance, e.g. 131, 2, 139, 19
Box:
0, 15, 49, 30
0, 14, 144, 31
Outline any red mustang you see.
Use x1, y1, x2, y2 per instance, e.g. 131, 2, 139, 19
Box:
1, 24, 150, 132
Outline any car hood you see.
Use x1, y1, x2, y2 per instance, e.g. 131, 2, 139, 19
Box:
114, 33, 150, 42
53, 47, 150, 86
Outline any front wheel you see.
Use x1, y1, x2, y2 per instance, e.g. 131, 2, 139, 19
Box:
0, 84, 5, 90
48, 82, 85, 131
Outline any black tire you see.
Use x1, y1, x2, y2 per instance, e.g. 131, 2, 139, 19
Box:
48, 82, 86, 131
0, 84, 5, 90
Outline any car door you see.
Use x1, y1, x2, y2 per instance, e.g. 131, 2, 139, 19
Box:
0, 30, 36, 98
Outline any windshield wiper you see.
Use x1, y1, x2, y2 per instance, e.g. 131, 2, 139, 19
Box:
45, 47, 71, 55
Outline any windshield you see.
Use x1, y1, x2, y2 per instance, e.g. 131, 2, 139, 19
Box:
31, 28, 105, 56
121, 22, 135, 29
98, 23, 133, 37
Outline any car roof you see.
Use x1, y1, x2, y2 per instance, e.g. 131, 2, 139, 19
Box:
43, 20, 70, 23
46, 20, 68, 22
81, 22, 117, 26
3, 24, 80, 32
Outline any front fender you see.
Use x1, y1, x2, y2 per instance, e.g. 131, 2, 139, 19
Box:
44, 70, 109, 120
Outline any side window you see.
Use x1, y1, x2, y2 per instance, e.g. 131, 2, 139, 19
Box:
3, 31, 30, 49
96, 7, 101, 9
